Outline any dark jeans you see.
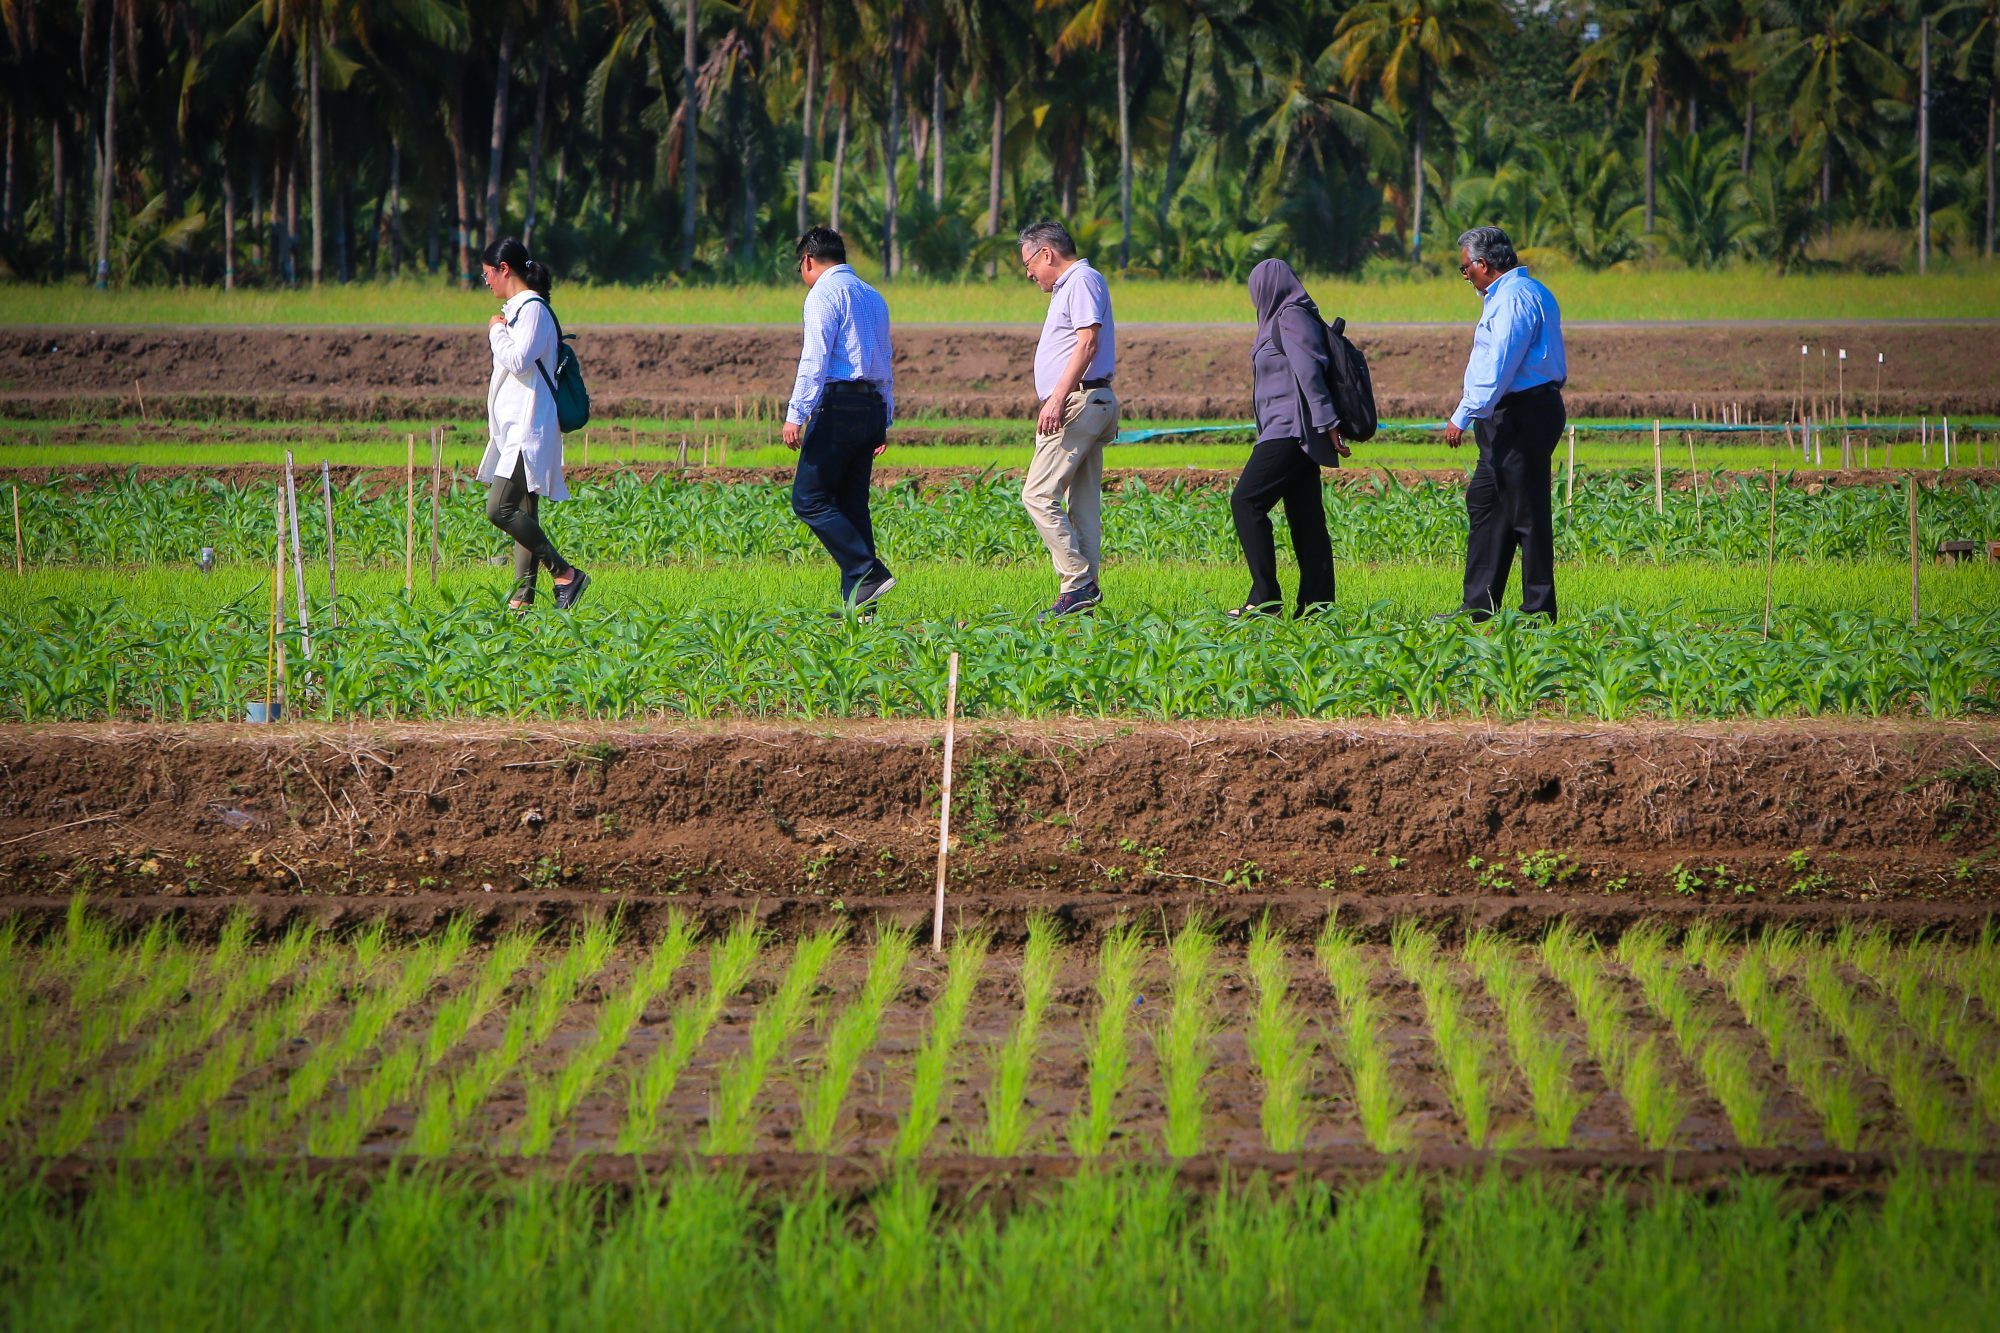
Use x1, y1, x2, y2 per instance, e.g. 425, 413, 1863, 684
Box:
485, 456, 572, 604
1463, 384, 1565, 621
792, 382, 890, 599
1230, 436, 1335, 615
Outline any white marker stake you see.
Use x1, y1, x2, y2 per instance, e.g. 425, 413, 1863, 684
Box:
933, 651, 961, 954
1565, 425, 1575, 508
284, 451, 311, 661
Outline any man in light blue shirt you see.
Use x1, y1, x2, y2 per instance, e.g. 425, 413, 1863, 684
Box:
1439, 225, 1567, 621
784, 227, 897, 610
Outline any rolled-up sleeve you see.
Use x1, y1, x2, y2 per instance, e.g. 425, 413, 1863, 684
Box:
1452, 294, 1536, 429
787, 288, 833, 425
1278, 307, 1338, 435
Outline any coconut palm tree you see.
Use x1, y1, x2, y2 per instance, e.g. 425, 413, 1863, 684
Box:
1952, 0, 2000, 256
1568, 0, 1705, 237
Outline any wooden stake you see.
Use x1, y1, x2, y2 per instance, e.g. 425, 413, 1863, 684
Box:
933, 651, 961, 955
134, 378, 146, 423
1763, 464, 1777, 641
1909, 473, 1921, 627
405, 433, 416, 595
268, 487, 284, 711
1652, 420, 1663, 514
10, 484, 20, 575
320, 459, 339, 628
284, 451, 311, 660
584, 428, 590, 467
1564, 425, 1575, 508
1686, 432, 1700, 534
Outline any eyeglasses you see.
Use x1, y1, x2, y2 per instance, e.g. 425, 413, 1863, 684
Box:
1458, 259, 1481, 276
1021, 247, 1048, 271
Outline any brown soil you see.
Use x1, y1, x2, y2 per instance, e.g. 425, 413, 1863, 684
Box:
1, 719, 1993, 917
5, 323, 1996, 420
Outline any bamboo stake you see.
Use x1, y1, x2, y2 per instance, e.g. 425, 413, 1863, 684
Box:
1686, 432, 1700, 534
134, 378, 146, 423
320, 460, 338, 628
284, 451, 311, 660
1564, 425, 1575, 508
933, 651, 961, 955
1652, 420, 1663, 514
1763, 464, 1777, 641
10, 484, 20, 574
405, 433, 416, 595
429, 426, 442, 585
267, 487, 284, 713
1909, 473, 1921, 627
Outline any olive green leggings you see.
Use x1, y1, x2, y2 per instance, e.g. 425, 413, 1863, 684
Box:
485, 457, 571, 603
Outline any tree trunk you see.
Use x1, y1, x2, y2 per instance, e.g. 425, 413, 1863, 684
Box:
1642, 86, 1657, 234
94, 0, 117, 289
285, 149, 301, 285
798, 2, 821, 233
681, 0, 698, 272
1822, 148, 1832, 243
523, 45, 550, 247
249, 156, 262, 274
986, 67, 1002, 277
338, 182, 353, 282
486, 22, 513, 246
1116, 10, 1133, 268
884, 14, 903, 277
309, 24, 323, 286
384, 137, 402, 274
448, 89, 473, 286
50, 121, 66, 276
222, 160, 237, 290
1739, 97, 1753, 175
931, 46, 945, 206
427, 197, 441, 272
830, 86, 849, 231
1987, 88, 1996, 260
272, 155, 285, 282
1410, 81, 1426, 264
1159, 34, 1195, 230
1917, 16, 1929, 276
3, 111, 16, 241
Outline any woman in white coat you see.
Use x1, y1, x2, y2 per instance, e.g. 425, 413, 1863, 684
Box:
478, 236, 588, 610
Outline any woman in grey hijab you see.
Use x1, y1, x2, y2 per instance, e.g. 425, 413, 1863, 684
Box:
1230, 258, 1348, 617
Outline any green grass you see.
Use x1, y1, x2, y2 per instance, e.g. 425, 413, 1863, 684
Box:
976, 914, 1061, 1158
10, 263, 2000, 323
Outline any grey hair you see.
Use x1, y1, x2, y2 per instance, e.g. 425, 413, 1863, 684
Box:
1456, 226, 1519, 271
1017, 220, 1077, 258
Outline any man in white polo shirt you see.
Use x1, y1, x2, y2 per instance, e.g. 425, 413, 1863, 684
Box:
1019, 220, 1116, 620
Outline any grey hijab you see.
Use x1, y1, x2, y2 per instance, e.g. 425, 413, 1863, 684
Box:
1249, 258, 1315, 344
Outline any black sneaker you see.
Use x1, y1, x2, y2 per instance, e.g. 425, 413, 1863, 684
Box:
1038, 582, 1102, 623
852, 573, 896, 607
554, 569, 590, 610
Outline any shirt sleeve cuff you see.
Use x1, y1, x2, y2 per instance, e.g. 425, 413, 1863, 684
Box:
1450, 407, 1475, 430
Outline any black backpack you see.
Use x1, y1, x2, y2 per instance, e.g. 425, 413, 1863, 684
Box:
1320, 316, 1378, 442
517, 296, 591, 434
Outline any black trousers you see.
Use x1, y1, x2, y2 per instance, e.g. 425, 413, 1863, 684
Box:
791, 381, 890, 599
1230, 436, 1335, 615
1463, 384, 1565, 620
485, 456, 572, 603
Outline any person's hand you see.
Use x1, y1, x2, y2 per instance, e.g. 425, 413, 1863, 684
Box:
489, 313, 506, 329
1443, 421, 1465, 449
1037, 393, 1066, 436
1327, 427, 1350, 458
782, 420, 805, 449
873, 441, 889, 458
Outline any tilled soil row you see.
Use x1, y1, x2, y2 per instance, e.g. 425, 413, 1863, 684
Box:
1, 720, 1993, 912
7, 322, 1998, 419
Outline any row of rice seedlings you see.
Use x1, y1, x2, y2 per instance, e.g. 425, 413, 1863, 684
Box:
1152, 915, 1219, 1157
1390, 921, 1501, 1147
1839, 928, 2000, 1132
410, 916, 620, 1155
307, 929, 535, 1156
515, 913, 702, 1156
1316, 920, 1406, 1152
795, 925, 915, 1153
893, 932, 991, 1159
1707, 944, 1865, 1150
703, 928, 845, 1154
1244, 916, 1315, 1153
976, 914, 1062, 1156
618, 918, 764, 1152
1795, 946, 1964, 1149
1464, 931, 1588, 1148
1617, 923, 1771, 1148
116, 948, 352, 1157
1065, 926, 1147, 1158
1540, 923, 1688, 1150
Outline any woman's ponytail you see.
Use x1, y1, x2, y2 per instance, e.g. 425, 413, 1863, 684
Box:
522, 258, 553, 299
480, 236, 553, 299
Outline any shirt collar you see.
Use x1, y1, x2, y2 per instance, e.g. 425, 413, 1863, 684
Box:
1052, 258, 1094, 293
1481, 265, 1528, 304
503, 290, 536, 314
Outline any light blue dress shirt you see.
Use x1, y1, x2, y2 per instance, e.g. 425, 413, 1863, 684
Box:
1450, 266, 1567, 430
785, 264, 896, 427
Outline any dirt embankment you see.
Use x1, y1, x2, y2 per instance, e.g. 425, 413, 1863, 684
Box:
1, 721, 1993, 928
4, 322, 1996, 421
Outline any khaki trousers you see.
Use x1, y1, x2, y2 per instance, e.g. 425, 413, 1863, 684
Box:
1022, 387, 1118, 592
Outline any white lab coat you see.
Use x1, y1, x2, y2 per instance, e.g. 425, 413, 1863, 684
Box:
477, 291, 568, 500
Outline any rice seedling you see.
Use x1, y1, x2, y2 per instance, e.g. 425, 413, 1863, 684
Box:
1846, 937, 2000, 1133
515, 913, 701, 1156
704, 928, 845, 1155
1796, 947, 1968, 1150
1066, 925, 1148, 1158
1465, 931, 1588, 1149
307, 928, 534, 1157
619, 917, 765, 1153
794, 925, 914, 1154
1317, 919, 1406, 1152
410, 915, 621, 1156
1391, 921, 1500, 1147
893, 932, 991, 1160
976, 913, 1062, 1157
1148, 914, 1220, 1158
1713, 945, 1864, 1150
1542, 923, 1690, 1149
1617, 923, 1770, 1147
1244, 915, 1315, 1153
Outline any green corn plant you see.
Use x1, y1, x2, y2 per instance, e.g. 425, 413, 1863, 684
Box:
795, 925, 914, 1154
1465, 931, 1588, 1149
1391, 921, 1498, 1147
1317, 919, 1405, 1152
1066, 925, 1147, 1158
1244, 916, 1314, 1153
619, 917, 764, 1152
516, 913, 701, 1156
1150, 915, 1219, 1158
704, 928, 845, 1155
893, 932, 990, 1160
977, 914, 1061, 1157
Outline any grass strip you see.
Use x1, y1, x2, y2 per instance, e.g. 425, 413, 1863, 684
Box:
794, 925, 914, 1154
1316, 918, 1406, 1152
1391, 921, 1502, 1147
1154, 915, 1219, 1158
1617, 923, 1772, 1149
618, 918, 764, 1152
515, 913, 701, 1156
1541, 923, 1690, 1150
1065, 926, 1147, 1158
703, 929, 844, 1155
892, 932, 992, 1160
976, 913, 1062, 1157
1465, 931, 1589, 1148
1244, 916, 1315, 1153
